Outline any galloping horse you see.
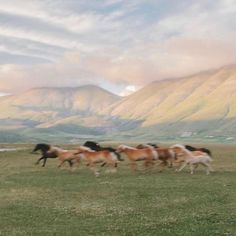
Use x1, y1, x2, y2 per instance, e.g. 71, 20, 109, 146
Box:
32, 143, 74, 167
154, 148, 176, 170
136, 144, 175, 170
75, 146, 119, 176
83, 141, 123, 161
170, 144, 213, 175
116, 145, 156, 171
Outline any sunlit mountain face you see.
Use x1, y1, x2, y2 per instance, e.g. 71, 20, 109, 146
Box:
0, 65, 236, 143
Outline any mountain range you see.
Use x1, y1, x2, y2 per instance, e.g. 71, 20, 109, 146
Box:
1, 65, 236, 143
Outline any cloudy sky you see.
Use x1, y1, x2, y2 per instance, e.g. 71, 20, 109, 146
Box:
0, 0, 235, 96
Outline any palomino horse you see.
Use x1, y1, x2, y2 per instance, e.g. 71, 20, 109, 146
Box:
75, 146, 119, 176
55, 148, 80, 168
83, 141, 123, 161
32, 143, 75, 168
116, 145, 156, 171
170, 144, 213, 175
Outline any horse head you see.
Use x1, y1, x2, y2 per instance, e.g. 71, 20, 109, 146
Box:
31, 143, 51, 154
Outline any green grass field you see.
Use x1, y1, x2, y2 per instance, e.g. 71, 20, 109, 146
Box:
0, 144, 235, 236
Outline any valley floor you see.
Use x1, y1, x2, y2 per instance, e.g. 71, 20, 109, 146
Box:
0, 144, 235, 235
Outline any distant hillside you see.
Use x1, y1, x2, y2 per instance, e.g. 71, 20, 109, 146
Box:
1, 66, 236, 143
103, 65, 236, 141
0, 85, 121, 141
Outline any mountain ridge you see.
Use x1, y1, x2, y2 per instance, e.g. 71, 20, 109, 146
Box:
1, 65, 236, 142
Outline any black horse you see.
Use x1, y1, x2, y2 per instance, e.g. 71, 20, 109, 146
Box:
185, 145, 212, 156
32, 143, 73, 167
83, 141, 123, 161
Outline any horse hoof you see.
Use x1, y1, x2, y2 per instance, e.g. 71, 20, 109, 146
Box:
95, 171, 100, 177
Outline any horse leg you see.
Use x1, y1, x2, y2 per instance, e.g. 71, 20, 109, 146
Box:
101, 162, 106, 167
42, 157, 48, 167
143, 158, 154, 171
144, 160, 149, 168
168, 159, 173, 168
177, 162, 188, 172
58, 160, 65, 168
201, 162, 213, 175
90, 163, 100, 177
108, 161, 117, 173
35, 156, 44, 165
68, 160, 74, 168
190, 164, 195, 174
111, 161, 118, 173
130, 161, 137, 171
75, 157, 81, 168
158, 161, 167, 172
207, 163, 214, 172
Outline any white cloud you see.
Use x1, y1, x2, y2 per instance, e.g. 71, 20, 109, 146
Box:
119, 85, 139, 96
0, 0, 235, 94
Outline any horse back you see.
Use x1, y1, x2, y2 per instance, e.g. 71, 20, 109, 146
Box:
156, 148, 172, 160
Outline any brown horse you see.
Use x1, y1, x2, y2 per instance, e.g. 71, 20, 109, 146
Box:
154, 148, 176, 170
136, 144, 176, 170
116, 145, 156, 171
75, 146, 119, 176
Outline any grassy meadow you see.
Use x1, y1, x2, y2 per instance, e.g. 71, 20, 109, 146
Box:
0, 144, 235, 236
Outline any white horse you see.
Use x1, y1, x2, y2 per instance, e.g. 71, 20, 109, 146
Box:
170, 144, 213, 175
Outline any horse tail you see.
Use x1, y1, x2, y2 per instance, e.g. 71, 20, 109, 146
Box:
112, 151, 124, 161
205, 149, 212, 157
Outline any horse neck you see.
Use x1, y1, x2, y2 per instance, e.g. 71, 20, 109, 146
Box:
180, 148, 194, 159
121, 145, 136, 150
39, 147, 49, 155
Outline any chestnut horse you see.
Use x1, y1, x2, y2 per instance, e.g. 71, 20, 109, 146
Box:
83, 141, 123, 161
116, 145, 156, 171
154, 148, 176, 170
75, 146, 119, 176
136, 144, 175, 170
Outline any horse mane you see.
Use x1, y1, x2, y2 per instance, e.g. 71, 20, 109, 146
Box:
171, 144, 186, 150
83, 141, 101, 151
185, 145, 212, 156
136, 144, 159, 149
147, 143, 159, 148
185, 145, 196, 151
32, 143, 51, 154
118, 145, 136, 150
79, 146, 96, 152
200, 148, 212, 156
